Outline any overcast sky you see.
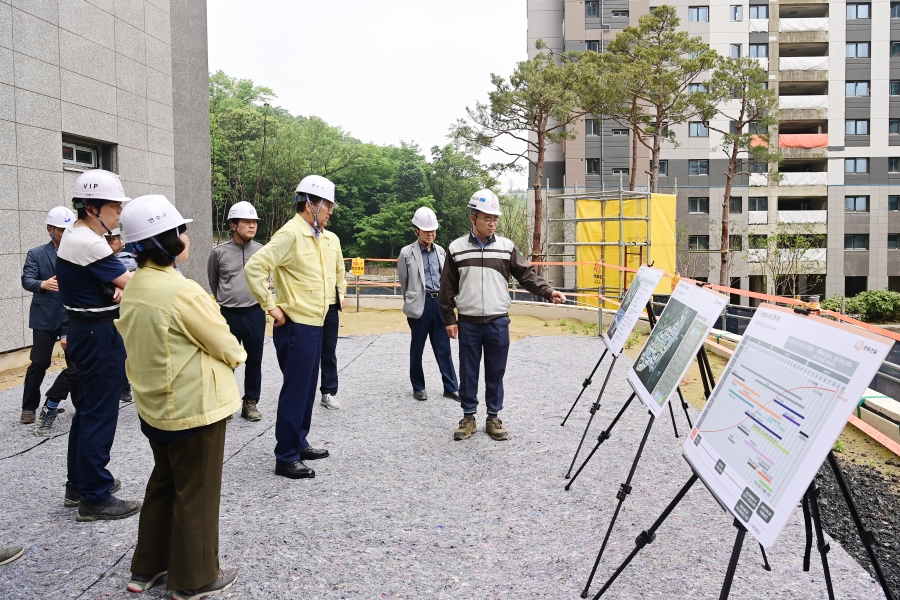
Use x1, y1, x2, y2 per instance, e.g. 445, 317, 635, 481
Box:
208, 0, 529, 190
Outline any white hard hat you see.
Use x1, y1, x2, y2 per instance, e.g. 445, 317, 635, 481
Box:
71, 169, 131, 208
295, 175, 335, 203
412, 206, 438, 231
46, 206, 75, 228
103, 227, 121, 237
227, 201, 258, 220
467, 189, 502, 216
119, 195, 193, 244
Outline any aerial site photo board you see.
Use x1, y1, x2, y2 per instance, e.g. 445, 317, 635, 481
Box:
628, 281, 728, 418
683, 304, 893, 548
602, 265, 664, 357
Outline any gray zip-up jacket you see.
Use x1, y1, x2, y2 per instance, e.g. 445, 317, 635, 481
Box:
439, 232, 554, 325
207, 238, 263, 308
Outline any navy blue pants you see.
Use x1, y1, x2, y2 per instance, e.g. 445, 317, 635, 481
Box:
221, 305, 265, 401
66, 321, 127, 504
22, 327, 78, 411
408, 297, 458, 394
272, 319, 322, 464
319, 304, 339, 395
458, 317, 510, 416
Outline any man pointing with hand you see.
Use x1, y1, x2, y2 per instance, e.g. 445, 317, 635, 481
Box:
244, 175, 338, 480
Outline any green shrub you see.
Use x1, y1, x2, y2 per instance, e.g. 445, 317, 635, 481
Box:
820, 291, 900, 322
820, 295, 843, 312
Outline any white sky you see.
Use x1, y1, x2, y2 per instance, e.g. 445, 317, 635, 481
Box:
208, 0, 529, 191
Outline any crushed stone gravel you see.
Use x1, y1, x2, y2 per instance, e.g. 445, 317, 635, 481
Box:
0, 333, 887, 599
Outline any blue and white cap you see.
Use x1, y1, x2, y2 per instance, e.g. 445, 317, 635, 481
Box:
467, 189, 502, 216
46, 206, 75, 228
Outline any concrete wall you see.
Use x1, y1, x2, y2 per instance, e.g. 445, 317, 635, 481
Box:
0, 0, 211, 353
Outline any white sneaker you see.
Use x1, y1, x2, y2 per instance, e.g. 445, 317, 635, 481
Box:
321, 393, 341, 410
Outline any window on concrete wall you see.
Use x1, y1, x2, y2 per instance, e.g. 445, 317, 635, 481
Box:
847, 3, 871, 19
730, 197, 742, 212
845, 158, 869, 173
655, 160, 668, 176
689, 6, 710, 22
586, 1, 599, 17
730, 44, 742, 58
730, 277, 742, 305
689, 197, 710, 213
846, 276, 868, 296
586, 40, 600, 53
689, 83, 707, 94
611, 129, 629, 136
612, 10, 629, 17
747, 161, 768, 173
748, 196, 768, 211
749, 234, 768, 249
587, 158, 600, 174
846, 119, 869, 135
889, 234, 900, 249
890, 277, 900, 292
689, 235, 710, 250
748, 122, 765, 135
846, 81, 870, 96
750, 44, 768, 58
847, 42, 870, 58
749, 5, 768, 19
891, 119, 900, 134
689, 159, 709, 175
890, 195, 900, 210
62, 141, 98, 169
844, 234, 869, 250
729, 235, 743, 250
689, 122, 709, 137
586, 119, 601, 136
730, 5, 743, 21
891, 157, 900, 172
845, 196, 869, 212
892, 42, 900, 57
892, 81, 900, 95
892, 2, 900, 18
611, 167, 630, 175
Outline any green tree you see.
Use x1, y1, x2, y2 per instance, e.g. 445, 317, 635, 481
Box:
697, 56, 781, 285
356, 196, 436, 258
451, 51, 584, 261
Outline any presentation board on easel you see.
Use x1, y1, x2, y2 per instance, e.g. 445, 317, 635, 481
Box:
603, 265, 664, 357
683, 305, 893, 548
628, 282, 727, 417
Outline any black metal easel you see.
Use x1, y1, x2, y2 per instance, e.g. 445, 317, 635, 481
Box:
591, 451, 896, 600
561, 347, 610, 427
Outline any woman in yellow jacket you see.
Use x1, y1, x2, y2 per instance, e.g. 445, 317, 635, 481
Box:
115, 195, 246, 600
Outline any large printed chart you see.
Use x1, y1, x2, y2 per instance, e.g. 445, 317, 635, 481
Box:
628, 282, 727, 417
603, 265, 664, 356
684, 305, 892, 548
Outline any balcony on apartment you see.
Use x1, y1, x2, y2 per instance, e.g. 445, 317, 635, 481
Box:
777, 197, 828, 232
778, 4, 829, 44
779, 41, 829, 82
751, 159, 828, 188
777, 118, 828, 159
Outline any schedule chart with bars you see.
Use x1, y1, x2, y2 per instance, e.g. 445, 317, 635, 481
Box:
684, 305, 892, 547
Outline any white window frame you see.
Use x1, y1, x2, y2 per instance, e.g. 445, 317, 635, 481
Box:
611, 10, 629, 17
730, 5, 743, 21
730, 44, 742, 58
689, 6, 709, 22
586, 1, 599, 18
689, 159, 709, 175
585, 119, 601, 136
847, 3, 871, 19
847, 42, 870, 58
62, 141, 98, 169
748, 5, 768, 19
611, 128, 629, 136
846, 81, 870, 97
749, 44, 768, 58
689, 122, 709, 137
587, 158, 600, 174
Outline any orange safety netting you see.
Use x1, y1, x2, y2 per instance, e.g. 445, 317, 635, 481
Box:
779, 133, 828, 149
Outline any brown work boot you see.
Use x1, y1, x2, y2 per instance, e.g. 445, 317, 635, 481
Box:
485, 416, 510, 441
20, 410, 36, 424
241, 400, 261, 421
453, 415, 476, 441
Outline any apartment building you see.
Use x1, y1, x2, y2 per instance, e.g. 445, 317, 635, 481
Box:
527, 0, 900, 302
0, 0, 212, 353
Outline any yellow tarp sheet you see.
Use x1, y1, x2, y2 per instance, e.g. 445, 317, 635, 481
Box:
575, 194, 676, 308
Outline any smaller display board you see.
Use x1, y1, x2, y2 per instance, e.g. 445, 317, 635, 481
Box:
684, 305, 893, 548
351, 258, 365, 276
628, 282, 727, 417
603, 265, 664, 357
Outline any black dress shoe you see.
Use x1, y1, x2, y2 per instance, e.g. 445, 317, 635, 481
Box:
299, 447, 329, 461
413, 390, 428, 401
275, 460, 315, 479
443, 391, 460, 401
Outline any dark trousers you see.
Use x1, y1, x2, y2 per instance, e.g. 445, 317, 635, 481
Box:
458, 317, 511, 416
272, 319, 322, 463
131, 420, 226, 591
21, 328, 78, 411
319, 304, 339, 395
408, 296, 458, 393
66, 321, 126, 504
220, 305, 265, 401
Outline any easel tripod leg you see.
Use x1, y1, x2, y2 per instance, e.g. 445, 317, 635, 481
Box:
806, 483, 836, 600
592, 474, 699, 600
758, 544, 771, 571
801, 494, 813, 572
562, 348, 608, 426
580, 413, 657, 598
676, 387, 693, 429
826, 452, 896, 600
566, 392, 634, 490
565, 355, 619, 479
667, 400, 679, 438
718, 519, 747, 600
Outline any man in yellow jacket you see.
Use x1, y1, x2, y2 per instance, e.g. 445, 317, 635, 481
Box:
244, 175, 337, 480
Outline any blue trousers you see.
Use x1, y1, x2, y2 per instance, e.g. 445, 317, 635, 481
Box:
220, 305, 265, 401
272, 319, 322, 463
458, 317, 510, 416
408, 297, 458, 393
320, 304, 339, 395
66, 321, 127, 504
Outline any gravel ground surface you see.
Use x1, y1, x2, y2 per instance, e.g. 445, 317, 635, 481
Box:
0, 333, 887, 599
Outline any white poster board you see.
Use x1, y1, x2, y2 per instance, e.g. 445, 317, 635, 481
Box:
683, 305, 893, 548
628, 282, 727, 417
603, 265, 665, 357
